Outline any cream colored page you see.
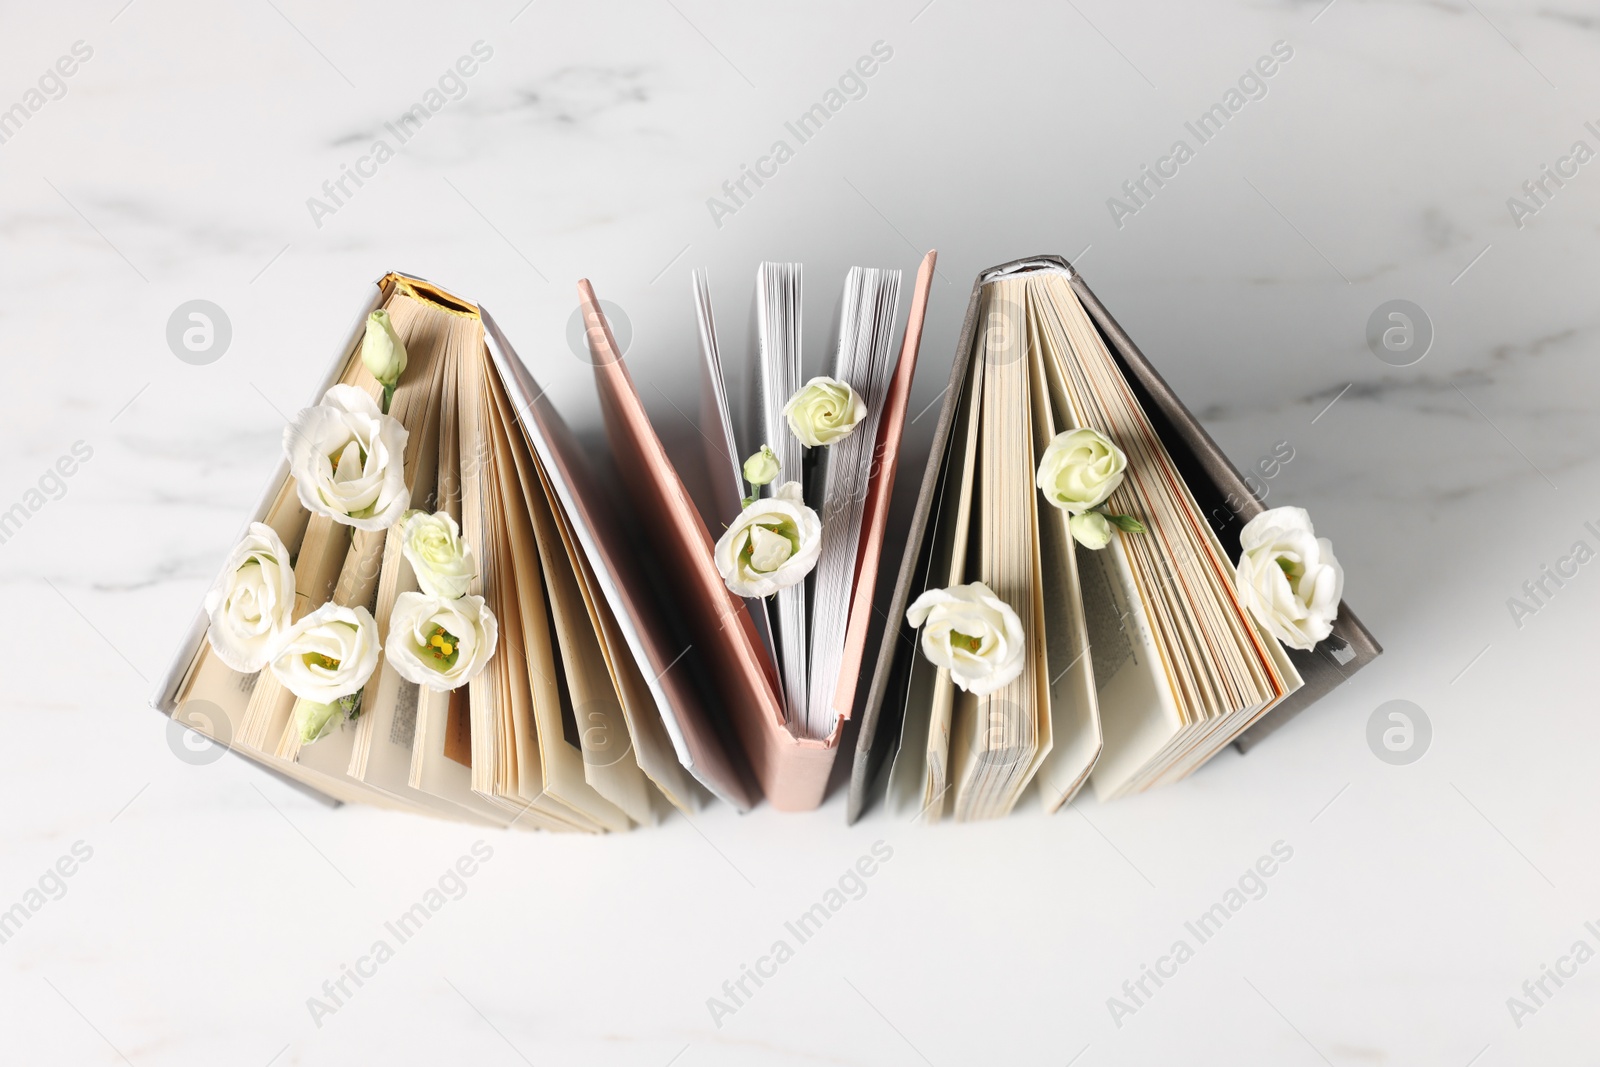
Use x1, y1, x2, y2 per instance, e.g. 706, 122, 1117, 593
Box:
481, 359, 630, 832
299, 300, 507, 820
1029, 277, 1261, 797
956, 278, 1040, 821
519, 410, 681, 819
177, 654, 413, 811
349, 306, 451, 780
1033, 281, 1210, 722
893, 311, 986, 821
363, 339, 527, 827
887, 371, 977, 817
404, 328, 579, 829
277, 295, 445, 762
1024, 306, 1099, 812
1039, 275, 1296, 792
409, 687, 565, 830
350, 442, 440, 776
1047, 275, 1277, 710
1026, 290, 1185, 800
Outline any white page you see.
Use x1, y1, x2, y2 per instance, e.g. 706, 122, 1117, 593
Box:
757, 262, 807, 721
694, 269, 778, 666
802, 267, 902, 739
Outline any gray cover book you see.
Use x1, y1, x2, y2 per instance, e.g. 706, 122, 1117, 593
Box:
847, 254, 1380, 822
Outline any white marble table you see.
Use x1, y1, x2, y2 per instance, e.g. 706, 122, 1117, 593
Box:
3, 0, 1597, 1063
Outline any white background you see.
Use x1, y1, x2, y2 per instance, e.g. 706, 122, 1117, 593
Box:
2, 1, 1597, 1063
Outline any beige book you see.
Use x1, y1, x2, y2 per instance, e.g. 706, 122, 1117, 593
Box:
151, 273, 699, 832
863, 258, 1326, 821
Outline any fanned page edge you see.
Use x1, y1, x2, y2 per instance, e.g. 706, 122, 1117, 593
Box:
480, 302, 761, 812
803, 266, 902, 738
1065, 277, 1379, 753
575, 280, 845, 813
757, 262, 809, 728
692, 269, 746, 523
830, 251, 936, 729
846, 271, 986, 823
694, 269, 779, 669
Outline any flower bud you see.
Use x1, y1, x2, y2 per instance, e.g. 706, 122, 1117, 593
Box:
1069, 511, 1112, 550
742, 444, 780, 488
296, 699, 342, 744
361, 309, 408, 387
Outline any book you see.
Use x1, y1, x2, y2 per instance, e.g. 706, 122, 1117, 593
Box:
580, 252, 937, 811
848, 255, 1381, 822
151, 272, 728, 830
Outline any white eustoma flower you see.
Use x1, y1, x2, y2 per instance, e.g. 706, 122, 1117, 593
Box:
285, 384, 410, 531
269, 602, 381, 703
1234, 506, 1344, 651
399, 510, 476, 599
203, 523, 297, 672
713, 481, 822, 597
782, 376, 866, 447
905, 581, 1026, 696
1035, 427, 1128, 514
385, 592, 498, 691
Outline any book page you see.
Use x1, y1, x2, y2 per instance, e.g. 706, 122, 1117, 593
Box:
525, 424, 696, 818
902, 316, 986, 821
832, 251, 936, 733
470, 323, 616, 831
694, 269, 778, 667
486, 363, 645, 829
888, 315, 980, 820
756, 261, 808, 722
1024, 306, 1099, 812
802, 266, 902, 739
952, 278, 1042, 821
490, 298, 760, 811
1031, 273, 1293, 797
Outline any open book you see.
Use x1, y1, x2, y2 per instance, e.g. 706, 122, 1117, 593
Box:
582, 252, 936, 810
850, 256, 1381, 822
151, 272, 726, 831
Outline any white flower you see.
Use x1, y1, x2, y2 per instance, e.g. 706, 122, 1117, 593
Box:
905, 581, 1026, 696
268, 602, 381, 703
1069, 511, 1112, 550
1036, 427, 1128, 514
713, 481, 822, 597
360, 309, 407, 387
782, 376, 866, 447
742, 444, 779, 487
203, 523, 296, 672
285, 384, 410, 532
1235, 506, 1344, 651
400, 510, 476, 599
386, 592, 499, 691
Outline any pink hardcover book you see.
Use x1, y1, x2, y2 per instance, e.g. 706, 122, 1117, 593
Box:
580, 253, 936, 811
